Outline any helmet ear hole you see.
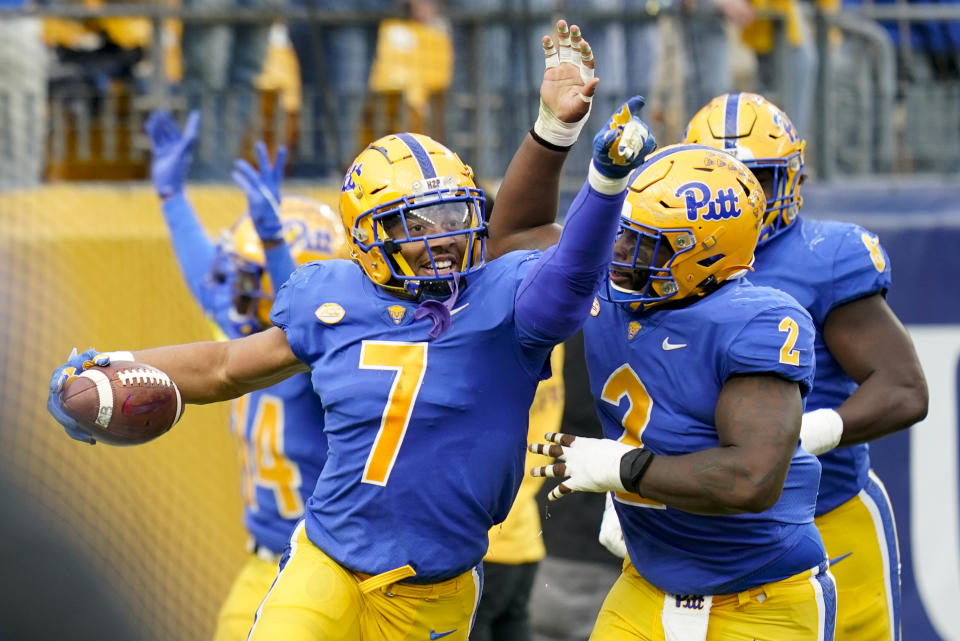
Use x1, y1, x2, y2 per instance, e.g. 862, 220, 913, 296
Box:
697, 254, 724, 268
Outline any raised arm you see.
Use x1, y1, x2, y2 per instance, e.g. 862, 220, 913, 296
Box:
145, 110, 217, 302
514, 96, 656, 346
488, 20, 597, 257
231, 141, 298, 288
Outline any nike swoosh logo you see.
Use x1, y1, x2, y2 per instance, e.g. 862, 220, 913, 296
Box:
450, 303, 470, 316
828, 552, 853, 567
430, 629, 457, 640
661, 337, 687, 351
121, 395, 167, 416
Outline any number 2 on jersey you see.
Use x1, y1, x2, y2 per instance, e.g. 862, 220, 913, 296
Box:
778, 316, 800, 366
601, 364, 665, 509
360, 341, 429, 486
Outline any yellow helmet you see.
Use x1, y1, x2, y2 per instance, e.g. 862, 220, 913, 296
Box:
214, 196, 349, 334
605, 143, 766, 309
683, 92, 805, 244
339, 132, 487, 298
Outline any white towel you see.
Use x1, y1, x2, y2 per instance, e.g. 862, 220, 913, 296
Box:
662, 593, 712, 641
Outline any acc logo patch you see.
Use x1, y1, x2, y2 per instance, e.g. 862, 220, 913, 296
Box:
675, 181, 741, 222
590, 297, 601, 317
627, 321, 642, 340
387, 305, 407, 325
315, 302, 346, 324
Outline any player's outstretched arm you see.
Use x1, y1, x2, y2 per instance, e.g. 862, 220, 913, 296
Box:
130, 327, 309, 404
231, 142, 298, 287
514, 96, 656, 346
145, 109, 217, 303
807, 294, 928, 452
531, 374, 803, 514
488, 19, 597, 257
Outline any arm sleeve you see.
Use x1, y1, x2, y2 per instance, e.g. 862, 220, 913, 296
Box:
161, 192, 217, 305
270, 263, 323, 365
723, 304, 817, 397
514, 181, 625, 347
830, 226, 893, 311
263, 242, 298, 291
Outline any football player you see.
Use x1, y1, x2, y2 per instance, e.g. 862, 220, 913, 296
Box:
682, 92, 928, 641
46, 20, 657, 641
489, 142, 837, 639
144, 111, 348, 641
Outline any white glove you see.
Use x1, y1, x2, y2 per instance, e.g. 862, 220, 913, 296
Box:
529, 432, 635, 501
799, 408, 844, 456
599, 492, 627, 559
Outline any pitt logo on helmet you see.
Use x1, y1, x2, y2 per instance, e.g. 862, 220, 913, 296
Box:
675, 181, 741, 222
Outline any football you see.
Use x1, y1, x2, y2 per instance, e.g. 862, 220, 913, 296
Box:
60, 361, 184, 446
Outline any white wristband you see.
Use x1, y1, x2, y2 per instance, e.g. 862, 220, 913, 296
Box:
588, 162, 631, 195
533, 98, 590, 149
799, 408, 844, 456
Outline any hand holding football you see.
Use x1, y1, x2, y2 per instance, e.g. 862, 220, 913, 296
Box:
60, 361, 184, 446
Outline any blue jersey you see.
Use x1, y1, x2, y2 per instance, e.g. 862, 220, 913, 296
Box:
160, 188, 329, 557
751, 218, 892, 515
199, 282, 328, 555
584, 280, 823, 595
270, 252, 557, 582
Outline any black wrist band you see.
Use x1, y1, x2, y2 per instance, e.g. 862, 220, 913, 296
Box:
529, 128, 574, 152
619, 448, 655, 495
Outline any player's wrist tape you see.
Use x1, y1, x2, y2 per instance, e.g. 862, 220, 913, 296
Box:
533, 98, 589, 149
589, 162, 631, 195
100, 351, 135, 363
530, 128, 573, 152
799, 408, 844, 456
619, 447, 655, 495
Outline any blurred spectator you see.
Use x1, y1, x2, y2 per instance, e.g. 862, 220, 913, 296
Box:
445, 0, 557, 178
0, 0, 47, 189
181, 0, 279, 179
679, 0, 752, 119
742, 0, 821, 140
363, 2, 452, 142
287, 0, 393, 179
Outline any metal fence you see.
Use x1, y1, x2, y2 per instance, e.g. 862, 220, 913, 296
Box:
0, 3, 958, 190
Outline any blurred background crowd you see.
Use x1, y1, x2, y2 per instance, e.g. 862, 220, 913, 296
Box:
0, 0, 957, 191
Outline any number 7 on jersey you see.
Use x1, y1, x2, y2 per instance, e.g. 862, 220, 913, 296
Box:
359, 341, 429, 486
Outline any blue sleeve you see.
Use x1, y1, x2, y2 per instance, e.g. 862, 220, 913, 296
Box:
830, 226, 892, 311
264, 242, 298, 291
723, 304, 816, 397
514, 181, 624, 348
270, 262, 324, 365
161, 192, 217, 308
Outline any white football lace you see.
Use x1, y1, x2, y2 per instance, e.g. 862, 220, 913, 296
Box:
118, 368, 173, 387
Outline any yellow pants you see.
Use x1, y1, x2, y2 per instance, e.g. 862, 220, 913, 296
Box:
248, 522, 482, 641
816, 470, 900, 641
213, 551, 282, 641
590, 558, 836, 641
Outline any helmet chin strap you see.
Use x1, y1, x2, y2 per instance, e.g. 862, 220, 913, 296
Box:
413, 272, 461, 339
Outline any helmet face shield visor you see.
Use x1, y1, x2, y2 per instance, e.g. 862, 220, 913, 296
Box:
356, 186, 487, 288
604, 220, 682, 306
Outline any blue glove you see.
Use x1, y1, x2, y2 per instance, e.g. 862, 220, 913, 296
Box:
231, 141, 287, 242
592, 95, 657, 180
146, 109, 201, 198
47, 348, 111, 445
